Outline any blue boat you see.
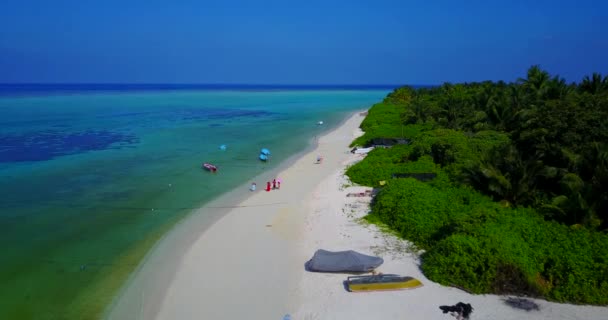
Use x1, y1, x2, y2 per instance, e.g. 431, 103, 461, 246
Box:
259, 154, 268, 161
261, 148, 271, 155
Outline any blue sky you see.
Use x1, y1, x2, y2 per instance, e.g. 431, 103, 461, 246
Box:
0, 0, 606, 84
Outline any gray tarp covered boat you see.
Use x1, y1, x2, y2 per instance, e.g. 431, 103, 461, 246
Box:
305, 249, 384, 272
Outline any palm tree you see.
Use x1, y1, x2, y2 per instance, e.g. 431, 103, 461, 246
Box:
518, 65, 551, 101
580, 143, 608, 227
580, 73, 607, 94
543, 143, 608, 227
438, 83, 474, 130
502, 85, 528, 133
545, 76, 572, 100
462, 144, 544, 206
481, 85, 523, 132
411, 95, 429, 123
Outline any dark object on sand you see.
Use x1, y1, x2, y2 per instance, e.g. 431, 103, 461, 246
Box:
364, 137, 410, 148
439, 302, 474, 320
305, 249, 383, 272
504, 297, 540, 311
346, 190, 373, 197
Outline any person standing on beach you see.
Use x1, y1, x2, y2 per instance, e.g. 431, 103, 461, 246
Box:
266, 181, 271, 192
277, 179, 281, 189
272, 179, 277, 189
250, 182, 256, 191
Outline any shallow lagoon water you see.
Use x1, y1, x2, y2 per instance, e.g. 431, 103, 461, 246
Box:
0, 88, 389, 319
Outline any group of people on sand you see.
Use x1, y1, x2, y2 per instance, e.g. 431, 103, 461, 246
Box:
250, 178, 281, 192
249, 154, 323, 192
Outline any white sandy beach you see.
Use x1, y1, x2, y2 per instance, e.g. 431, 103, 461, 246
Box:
109, 112, 608, 320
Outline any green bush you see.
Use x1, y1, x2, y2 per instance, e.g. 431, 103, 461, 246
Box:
369, 179, 608, 304
422, 234, 501, 293
407, 129, 510, 178
371, 179, 453, 247
368, 177, 489, 247
348, 69, 608, 304
351, 102, 431, 147
346, 146, 411, 186
396, 155, 438, 174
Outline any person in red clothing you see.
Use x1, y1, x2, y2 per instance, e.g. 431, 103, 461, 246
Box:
266, 181, 271, 192
272, 179, 277, 189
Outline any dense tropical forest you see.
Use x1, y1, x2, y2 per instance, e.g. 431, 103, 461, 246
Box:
347, 66, 608, 304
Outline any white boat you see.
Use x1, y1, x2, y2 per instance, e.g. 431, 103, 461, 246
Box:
353, 147, 374, 154
202, 163, 218, 172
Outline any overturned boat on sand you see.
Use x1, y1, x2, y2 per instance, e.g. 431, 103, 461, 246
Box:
305, 249, 383, 273
346, 274, 423, 292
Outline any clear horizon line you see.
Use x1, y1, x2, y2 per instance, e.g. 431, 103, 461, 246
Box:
0, 82, 415, 86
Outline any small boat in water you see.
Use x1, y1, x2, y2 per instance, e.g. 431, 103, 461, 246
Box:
259, 148, 271, 161
202, 163, 218, 172
346, 274, 423, 292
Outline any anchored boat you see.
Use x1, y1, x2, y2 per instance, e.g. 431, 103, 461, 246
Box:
259, 148, 271, 161
202, 163, 218, 172
346, 274, 423, 292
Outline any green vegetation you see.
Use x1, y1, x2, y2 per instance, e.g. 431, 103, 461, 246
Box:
347, 66, 608, 304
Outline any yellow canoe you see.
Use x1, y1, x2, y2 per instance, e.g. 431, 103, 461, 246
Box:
346, 274, 423, 292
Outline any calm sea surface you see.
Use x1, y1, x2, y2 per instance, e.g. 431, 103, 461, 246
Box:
0, 85, 391, 319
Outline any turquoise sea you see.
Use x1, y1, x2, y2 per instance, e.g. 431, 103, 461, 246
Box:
0, 85, 391, 319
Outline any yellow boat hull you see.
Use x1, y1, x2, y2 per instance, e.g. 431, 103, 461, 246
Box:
347, 275, 423, 292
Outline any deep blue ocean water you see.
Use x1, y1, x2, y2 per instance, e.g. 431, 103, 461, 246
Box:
0, 85, 391, 319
